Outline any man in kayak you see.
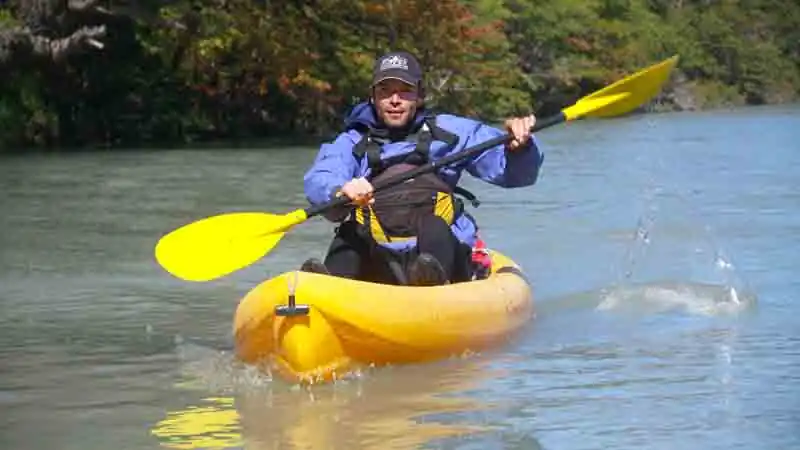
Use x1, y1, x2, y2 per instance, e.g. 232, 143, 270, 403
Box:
301, 50, 544, 286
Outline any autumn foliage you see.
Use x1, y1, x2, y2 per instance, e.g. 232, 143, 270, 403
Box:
0, 0, 798, 149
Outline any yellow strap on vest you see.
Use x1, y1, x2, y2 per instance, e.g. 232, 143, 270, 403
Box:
355, 192, 457, 244
434, 191, 455, 224
356, 206, 392, 243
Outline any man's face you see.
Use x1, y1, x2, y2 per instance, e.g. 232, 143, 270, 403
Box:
372, 79, 421, 129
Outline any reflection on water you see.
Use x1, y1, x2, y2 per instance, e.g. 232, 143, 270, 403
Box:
152, 397, 242, 449
151, 351, 508, 449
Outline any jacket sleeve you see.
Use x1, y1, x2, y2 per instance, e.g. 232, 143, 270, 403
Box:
303, 131, 360, 208
462, 120, 544, 188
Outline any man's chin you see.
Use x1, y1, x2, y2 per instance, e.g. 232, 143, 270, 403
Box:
383, 116, 410, 129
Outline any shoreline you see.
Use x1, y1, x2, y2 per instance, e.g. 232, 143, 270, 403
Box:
2, 102, 797, 154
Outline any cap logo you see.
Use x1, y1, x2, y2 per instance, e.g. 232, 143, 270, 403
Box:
380, 55, 408, 72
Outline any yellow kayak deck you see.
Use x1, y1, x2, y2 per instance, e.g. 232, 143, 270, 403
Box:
232, 250, 534, 383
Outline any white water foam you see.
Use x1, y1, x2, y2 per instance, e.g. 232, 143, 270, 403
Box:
596, 280, 756, 316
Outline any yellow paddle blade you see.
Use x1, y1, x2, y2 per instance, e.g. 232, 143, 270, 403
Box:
562, 92, 631, 121
565, 55, 680, 120
154, 210, 308, 282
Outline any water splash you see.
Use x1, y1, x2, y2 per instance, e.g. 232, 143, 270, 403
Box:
173, 338, 274, 395
596, 280, 756, 316
619, 196, 658, 282
605, 203, 757, 317
610, 123, 756, 315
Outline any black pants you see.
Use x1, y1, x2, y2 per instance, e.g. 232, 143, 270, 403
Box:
323, 215, 473, 284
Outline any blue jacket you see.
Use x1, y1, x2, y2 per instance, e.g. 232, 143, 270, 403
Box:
303, 102, 545, 251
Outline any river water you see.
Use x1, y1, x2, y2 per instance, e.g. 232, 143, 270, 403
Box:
1, 105, 798, 449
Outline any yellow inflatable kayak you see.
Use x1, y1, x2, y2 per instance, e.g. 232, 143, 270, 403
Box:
232, 249, 534, 384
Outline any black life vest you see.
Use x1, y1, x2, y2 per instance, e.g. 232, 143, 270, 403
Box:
348, 115, 479, 244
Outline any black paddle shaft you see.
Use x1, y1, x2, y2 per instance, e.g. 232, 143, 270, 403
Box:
304, 111, 567, 218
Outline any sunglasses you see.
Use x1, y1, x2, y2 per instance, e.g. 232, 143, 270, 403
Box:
374, 84, 419, 101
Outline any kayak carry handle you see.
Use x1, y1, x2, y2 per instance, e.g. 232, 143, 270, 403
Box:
275, 293, 310, 316
275, 270, 310, 316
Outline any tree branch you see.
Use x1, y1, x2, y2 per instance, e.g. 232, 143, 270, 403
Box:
67, 0, 103, 13
0, 24, 106, 66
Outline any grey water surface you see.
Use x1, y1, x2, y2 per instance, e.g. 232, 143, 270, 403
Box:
1, 105, 798, 450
